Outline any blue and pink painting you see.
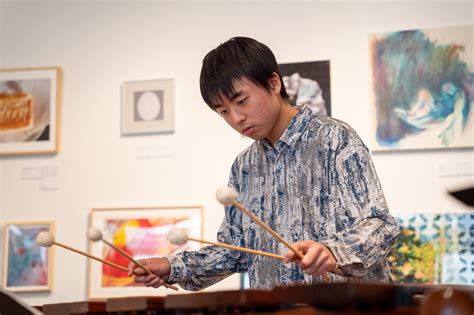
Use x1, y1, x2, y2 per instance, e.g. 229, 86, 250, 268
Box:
370, 25, 473, 151
3, 222, 53, 291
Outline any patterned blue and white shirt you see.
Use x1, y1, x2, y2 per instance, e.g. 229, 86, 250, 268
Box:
167, 107, 400, 290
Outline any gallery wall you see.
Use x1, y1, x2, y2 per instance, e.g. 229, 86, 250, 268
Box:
0, 0, 473, 306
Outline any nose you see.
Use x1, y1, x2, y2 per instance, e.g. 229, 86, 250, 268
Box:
229, 107, 246, 124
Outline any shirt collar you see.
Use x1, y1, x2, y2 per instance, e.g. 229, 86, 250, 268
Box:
260, 106, 313, 151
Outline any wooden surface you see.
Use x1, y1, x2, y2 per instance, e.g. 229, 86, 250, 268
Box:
43, 301, 106, 314
272, 283, 400, 309
36, 282, 474, 314
43, 302, 73, 315
165, 289, 277, 311
106, 296, 164, 312
70, 301, 106, 314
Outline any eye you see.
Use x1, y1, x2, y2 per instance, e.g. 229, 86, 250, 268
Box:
237, 97, 248, 105
217, 108, 228, 116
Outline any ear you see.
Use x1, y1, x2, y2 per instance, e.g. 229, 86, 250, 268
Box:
268, 72, 282, 95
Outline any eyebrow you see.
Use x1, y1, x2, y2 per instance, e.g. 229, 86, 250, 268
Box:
230, 91, 243, 101
211, 90, 244, 110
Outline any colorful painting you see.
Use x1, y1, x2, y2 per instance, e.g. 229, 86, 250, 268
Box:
88, 206, 202, 299
2, 221, 54, 292
0, 67, 61, 156
279, 61, 331, 117
388, 213, 474, 284
370, 25, 473, 151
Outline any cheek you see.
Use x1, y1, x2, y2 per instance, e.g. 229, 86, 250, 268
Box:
223, 117, 240, 131
256, 102, 276, 120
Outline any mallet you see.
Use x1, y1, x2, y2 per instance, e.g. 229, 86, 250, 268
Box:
167, 227, 285, 260
87, 227, 178, 291
36, 231, 128, 272
216, 186, 332, 282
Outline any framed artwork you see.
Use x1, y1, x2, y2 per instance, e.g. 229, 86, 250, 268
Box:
121, 78, 175, 135
370, 25, 473, 151
0, 67, 61, 156
88, 206, 203, 299
2, 221, 54, 292
279, 60, 331, 116
388, 213, 474, 285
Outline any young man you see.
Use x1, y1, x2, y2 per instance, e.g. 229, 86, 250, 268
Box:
128, 37, 400, 290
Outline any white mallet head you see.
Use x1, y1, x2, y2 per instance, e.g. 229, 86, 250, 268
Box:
87, 227, 103, 242
167, 228, 188, 245
36, 231, 55, 247
216, 186, 238, 206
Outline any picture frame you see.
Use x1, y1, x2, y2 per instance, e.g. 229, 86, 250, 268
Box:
388, 213, 474, 285
2, 221, 54, 292
121, 78, 175, 135
0, 67, 61, 156
88, 206, 203, 299
279, 60, 331, 117
369, 25, 473, 151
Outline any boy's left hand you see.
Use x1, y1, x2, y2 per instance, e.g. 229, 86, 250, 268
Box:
283, 240, 337, 276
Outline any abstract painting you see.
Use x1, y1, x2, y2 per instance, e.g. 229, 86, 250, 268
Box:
388, 213, 474, 284
370, 25, 473, 150
0, 67, 61, 156
279, 61, 331, 116
2, 221, 54, 292
88, 206, 202, 298
122, 79, 175, 135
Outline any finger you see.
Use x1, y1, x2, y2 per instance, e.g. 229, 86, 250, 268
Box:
127, 261, 136, 276
305, 255, 328, 275
285, 241, 310, 263
145, 276, 162, 288
134, 266, 148, 275
283, 250, 295, 263
311, 257, 331, 276
152, 278, 166, 289
145, 273, 157, 282
134, 275, 148, 283
299, 246, 322, 269
292, 240, 313, 252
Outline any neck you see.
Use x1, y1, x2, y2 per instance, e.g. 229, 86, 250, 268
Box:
266, 101, 298, 145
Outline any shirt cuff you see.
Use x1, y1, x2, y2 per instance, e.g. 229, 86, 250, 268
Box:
165, 255, 188, 284
320, 239, 366, 277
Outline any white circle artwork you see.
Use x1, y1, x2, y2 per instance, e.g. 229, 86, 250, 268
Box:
136, 91, 162, 121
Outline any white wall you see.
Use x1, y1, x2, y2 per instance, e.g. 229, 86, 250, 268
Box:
0, 0, 473, 306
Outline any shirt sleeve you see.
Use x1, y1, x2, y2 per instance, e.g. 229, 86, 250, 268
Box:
319, 123, 400, 278
166, 163, 248, 291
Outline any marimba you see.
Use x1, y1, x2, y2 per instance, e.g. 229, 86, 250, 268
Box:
37, 283, 474, 315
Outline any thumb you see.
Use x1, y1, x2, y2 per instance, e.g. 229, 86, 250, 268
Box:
127, 261, 136, 277
291, 241, 312, 253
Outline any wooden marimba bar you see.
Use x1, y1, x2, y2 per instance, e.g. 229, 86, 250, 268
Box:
41, 301, 107, 315
39, 283, 474, 315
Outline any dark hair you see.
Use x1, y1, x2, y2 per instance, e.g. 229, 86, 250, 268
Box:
200, 37, 289, 109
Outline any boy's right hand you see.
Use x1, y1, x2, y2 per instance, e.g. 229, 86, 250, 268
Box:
128, 257, 171, 288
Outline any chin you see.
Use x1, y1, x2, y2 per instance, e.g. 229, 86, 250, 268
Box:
250, 135, 265, 141
241, 133, 258, 140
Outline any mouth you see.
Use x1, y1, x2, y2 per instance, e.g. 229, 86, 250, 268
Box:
242, 126, 254, 136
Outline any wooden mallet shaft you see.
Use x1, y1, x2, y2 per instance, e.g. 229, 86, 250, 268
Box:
186, 237, 284, 260
233, 202, 331, 282
54, 241, 128, 272
101, 239, 178, 291
233, 202, 303, 259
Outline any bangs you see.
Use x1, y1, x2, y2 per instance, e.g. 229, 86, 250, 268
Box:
200, 45, 255, 108
200, 37, 286, 110
202, 76, 246, 109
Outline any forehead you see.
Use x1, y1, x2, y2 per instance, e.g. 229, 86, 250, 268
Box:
225, 77, 256, 95
211, 78, 259, 107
